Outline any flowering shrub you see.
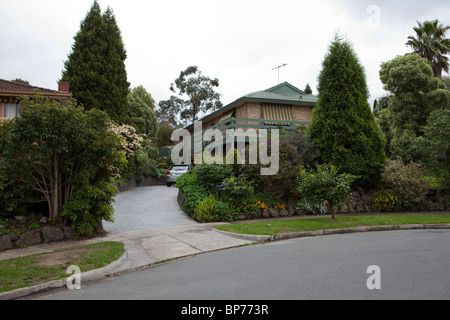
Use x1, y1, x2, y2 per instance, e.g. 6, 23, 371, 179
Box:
371, 190, 400, 212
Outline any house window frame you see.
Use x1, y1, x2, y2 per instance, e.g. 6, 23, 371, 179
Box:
4, 103, 21, 118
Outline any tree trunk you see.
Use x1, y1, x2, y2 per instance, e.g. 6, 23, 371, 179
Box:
51, 153, 59, 223
329, 200, 336, 220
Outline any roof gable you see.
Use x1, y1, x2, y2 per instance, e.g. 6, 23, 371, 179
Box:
244, 81, 317, 104
264, 82, 306, 95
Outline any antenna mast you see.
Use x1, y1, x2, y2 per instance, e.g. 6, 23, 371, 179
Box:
272, 63, 287, 84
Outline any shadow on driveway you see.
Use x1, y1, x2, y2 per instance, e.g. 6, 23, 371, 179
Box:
103, 186, 195, 233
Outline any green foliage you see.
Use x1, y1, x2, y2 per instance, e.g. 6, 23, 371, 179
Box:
155, 124, 175, 148
304, 83, 313, 95
223, 176, 254, 198
195, 163, 233, 190
127, 86, 158, 137
195, 196, 217, 222
61, 180, 117, 235
371, 190, 401, 213
222, 176, 257, 215
61, 1, 129, 123
175, 170, 209, 214
379, 53, 450, 163
381, 159, 430, 211
406, 19, 450, 78
243, 129, 316, 201
309, 34, 386, 186
156, 66, 223, 127
298, 164, 357, 219
0, 96, 124, 235
213, 201, 235, 222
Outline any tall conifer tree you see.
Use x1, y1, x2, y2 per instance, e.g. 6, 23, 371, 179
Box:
61, 1, 129, 123
308, 34, 386, 185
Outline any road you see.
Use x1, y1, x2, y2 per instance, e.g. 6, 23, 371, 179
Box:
36, 229, 450, 300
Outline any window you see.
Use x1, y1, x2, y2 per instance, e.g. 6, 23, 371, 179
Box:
262, 104, 293, 125
5, 103, 20, 118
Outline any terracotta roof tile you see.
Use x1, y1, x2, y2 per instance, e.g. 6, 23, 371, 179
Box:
0, 79, 66, 94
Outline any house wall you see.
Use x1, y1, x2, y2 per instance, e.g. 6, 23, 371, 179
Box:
246, 102, 262, 120
292, 105, 313, 123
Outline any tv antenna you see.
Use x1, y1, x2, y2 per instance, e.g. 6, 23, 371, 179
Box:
272, 63, 287, 84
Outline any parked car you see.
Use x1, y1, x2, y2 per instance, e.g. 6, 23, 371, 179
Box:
166, 164, 191, 186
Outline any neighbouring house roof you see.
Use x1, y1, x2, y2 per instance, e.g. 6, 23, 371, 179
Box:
186, 82, 317, 130
0, 79, 71, 100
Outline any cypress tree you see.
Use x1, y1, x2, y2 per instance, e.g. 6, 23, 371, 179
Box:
308, 34, 386, 185
61, 1, 129, 123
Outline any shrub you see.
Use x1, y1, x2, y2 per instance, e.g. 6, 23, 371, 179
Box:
371, 190, 400, 213
175, 170, 209, 215
195, 196, 217, 222
195, 163, 234, 190
213, 201, 235, 222
381, 159, 429, 211
298, 164, 357, 219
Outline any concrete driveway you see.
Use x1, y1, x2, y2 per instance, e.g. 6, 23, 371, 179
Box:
103, 186, 195, 233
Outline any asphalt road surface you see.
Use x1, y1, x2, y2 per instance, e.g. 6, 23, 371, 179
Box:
36, 229, 450, 301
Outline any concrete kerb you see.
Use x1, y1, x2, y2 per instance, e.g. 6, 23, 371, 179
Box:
272, 224, 450, 241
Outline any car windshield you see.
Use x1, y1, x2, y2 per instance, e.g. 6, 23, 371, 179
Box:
170, 165, 189, 171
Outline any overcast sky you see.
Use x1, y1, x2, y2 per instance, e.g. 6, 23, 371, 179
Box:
1, 0, 449, 109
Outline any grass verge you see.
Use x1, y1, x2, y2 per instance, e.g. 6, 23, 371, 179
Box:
215, 214, 450, 236
0, 241, 125, 293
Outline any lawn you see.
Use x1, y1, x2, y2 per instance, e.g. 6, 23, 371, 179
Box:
0, 241, 125, 293
215, 214, 450, 236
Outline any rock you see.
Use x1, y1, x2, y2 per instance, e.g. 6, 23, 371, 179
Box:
63, 226, 75, 239
15, 216, 27, 223
41, 226, 65, 242
262, 210, 270, 218
339, 205, 349, 214
279, 209, 289, 217
9, 232, 18, 242
27, 212, 38, 222
357, 187, 365, 196
17, 230, 42, 246
39, 217, 49, 224
269, 208, 279, 218
238, 215, 247, 221
295, 208, 303, 216
0, 235, 12, 250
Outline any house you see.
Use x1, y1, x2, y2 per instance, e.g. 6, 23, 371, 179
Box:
0, 79, 71, 122
184, 82, 317, 153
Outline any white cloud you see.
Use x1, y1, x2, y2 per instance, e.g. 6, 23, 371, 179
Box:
0, 0, 449, 108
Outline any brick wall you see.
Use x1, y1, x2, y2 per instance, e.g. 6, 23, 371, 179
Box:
292, 105, 313, 123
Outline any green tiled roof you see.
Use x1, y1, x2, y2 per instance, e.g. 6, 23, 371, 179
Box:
185, 82, 317, 129
245, 82, 318, 103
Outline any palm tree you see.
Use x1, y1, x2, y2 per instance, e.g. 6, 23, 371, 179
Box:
406, 19, 450, 79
